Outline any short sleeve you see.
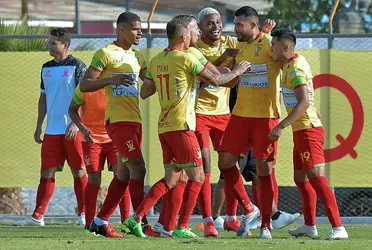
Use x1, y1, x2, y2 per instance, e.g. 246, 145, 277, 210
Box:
90, 48, 108, 71
290, 71, 307, 88
40, 66, 45, 93
72, 85, 85, 105
75, 60, 87, 86
134, 49, 147, 70
187, 47, 208, 66
185, 53, 207, 76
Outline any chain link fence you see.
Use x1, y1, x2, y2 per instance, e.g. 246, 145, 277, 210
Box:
0, 33, 371, 218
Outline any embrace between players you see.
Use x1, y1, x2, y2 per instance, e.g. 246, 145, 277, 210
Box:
25, 5, 348, 240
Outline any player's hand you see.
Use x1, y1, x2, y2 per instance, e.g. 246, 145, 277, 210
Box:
262, 19, 276, 34
234, 61, 251, 76
110, 74, 134, 86
65, 123, 79, 140
81, 127, 94, 144
268, 125, 284, 141
34, 127, 43, 144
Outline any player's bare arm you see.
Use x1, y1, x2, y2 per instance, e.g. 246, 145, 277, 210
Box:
68, 101, 93, 144
199, 61, 250, 87
79, 66, 134, 92
140, 78, 156, 99
139, 67, 147, 81
34, 93, 46, 144
269, 85, 309, 141
214, 48, 239, 66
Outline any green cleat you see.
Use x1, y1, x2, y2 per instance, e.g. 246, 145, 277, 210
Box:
172, 228, 199, 238
123, 216, 146, 238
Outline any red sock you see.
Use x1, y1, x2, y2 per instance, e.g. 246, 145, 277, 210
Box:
119, 188, 131, 223
252, 181, 260, 209
198, 172, 212, 218
271, 168, 279, 205
309, 176, 342, 227
74, 174, 88, 215
129, 178, 148, 224
135, 178, 169, 220
225, 189, 239, 216
164, 180, 186, 231
32, 178, 55, 219
221, 167, 253, 214
177, 180, 203, 229
295, 181, 317, 226
158, 193, 168, 226
258, 175, 274, 229
85, 183, 100, 227
97, 176, 128, 221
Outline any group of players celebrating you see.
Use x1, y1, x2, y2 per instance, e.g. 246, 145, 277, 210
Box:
21, 5, 349, 240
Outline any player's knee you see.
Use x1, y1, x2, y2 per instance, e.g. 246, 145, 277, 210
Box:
218, 152, 236, 170
41, 168, 57, 179
71, 168, 87, 178
186, 167, 205, 184
88, 172, 101, 186
127, 157, 146, 179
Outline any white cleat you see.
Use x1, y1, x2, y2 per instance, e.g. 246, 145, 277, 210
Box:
153, 222, 164, 233
214, 216, 224, 231
153, 221, 172, 237
260, 227, 272, 239
255, 218, 273, 229
15, 216, 45, 227
288, 225, 318, 238
272, 211, 301, 229
78, 214, 86, 227
325, 226, 349, 240
237, 205, 260, 237
247, 218, 258, 230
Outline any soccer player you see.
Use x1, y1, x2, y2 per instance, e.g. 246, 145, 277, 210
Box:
269, 28, 348, 239
68, 85, 131, 230
22, 28, 87, 226
79, 12, 149, 237
217, 6, 284, 239
123, 17, 251, 238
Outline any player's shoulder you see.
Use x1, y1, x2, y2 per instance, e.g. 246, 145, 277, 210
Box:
260, 33, 273, 46
222, 35, 237, 46
69, 56, 86, 67
94, 42, 115, 56
42, 59, 56, 68
187, 47, 203, 57
291, 55, 310, 70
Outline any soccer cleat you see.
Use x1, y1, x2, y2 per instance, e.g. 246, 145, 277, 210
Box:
214, 216, 224, 231
153, 221, 164, 233
89, 221, 123, 238
15, 216, 45, 226
142, 224, 155, 237
123, 216, 146, 238
247, 218, 258, 230
84, 228, 99, 237
237, 205, 260, 237
78, 214, 86, 227
223, 219, 241, 232
204, 221, 218, 237
173, 228, 199, 238
272, 211, 300, 229
259, 227, 272, 239
288, 225, 318, 239
325, 226, 348, 240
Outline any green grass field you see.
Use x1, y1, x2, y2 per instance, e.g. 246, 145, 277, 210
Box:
0, 223, 371, 250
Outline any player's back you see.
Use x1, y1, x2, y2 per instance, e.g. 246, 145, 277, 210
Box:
234, 33, 281, 119
148, 49, 202, 134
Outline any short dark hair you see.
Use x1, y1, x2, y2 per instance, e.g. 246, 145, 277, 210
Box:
50, 28, 71, 47
271, 28, 297, 45
166, 19, 189, 40
172, 14, 195, 25
234, 6, 259, 19
117, 12, 141, 27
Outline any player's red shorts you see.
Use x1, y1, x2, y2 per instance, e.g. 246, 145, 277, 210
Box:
159, 130, 203, 168
82, 141, 118, 174
220, 115, 279, 161
105, 121, 142, 162
293, 126, 325, 170
195, 113, 230, 151
41, 133, 84, 169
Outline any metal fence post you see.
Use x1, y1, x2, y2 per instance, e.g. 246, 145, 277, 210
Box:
75, 0, 81, 34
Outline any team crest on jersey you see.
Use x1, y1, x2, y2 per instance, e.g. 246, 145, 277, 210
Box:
63, 68, 69, 76
255, 46, 262, 57
126, 140, 136, 152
